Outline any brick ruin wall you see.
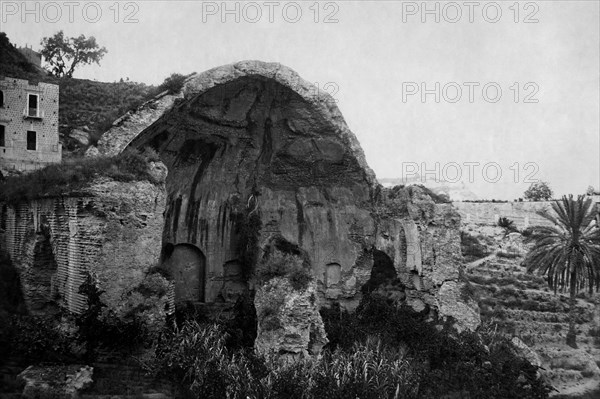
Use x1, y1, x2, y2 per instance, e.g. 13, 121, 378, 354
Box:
0, 179, 165, 314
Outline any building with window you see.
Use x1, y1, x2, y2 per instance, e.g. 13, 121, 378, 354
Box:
0, 77, 61, 173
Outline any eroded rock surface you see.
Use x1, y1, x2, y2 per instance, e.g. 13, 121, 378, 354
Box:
93, 89, 188, 157
0, 176, 166, 314
2, 61, 480, 359
123, 61, 479, 347
255, 277, 328, 359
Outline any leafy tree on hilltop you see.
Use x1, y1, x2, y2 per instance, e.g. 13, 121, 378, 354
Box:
523, 195, 600, 348
40, 31, 107, 78
524, 181, 553, 201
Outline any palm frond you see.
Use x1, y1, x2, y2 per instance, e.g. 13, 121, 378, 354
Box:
524, 195, 600, 295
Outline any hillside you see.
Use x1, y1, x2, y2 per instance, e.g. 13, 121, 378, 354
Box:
462, 225, 600, 397
57, 78, 153, 154
0, 33, 41, 82
0, 33, 155, 157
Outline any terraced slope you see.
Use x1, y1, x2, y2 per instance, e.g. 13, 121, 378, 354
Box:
463, 228, 600, 397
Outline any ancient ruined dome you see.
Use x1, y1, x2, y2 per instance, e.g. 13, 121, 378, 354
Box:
124, 60, 479, 334
128, 61, 378, 305
0, 61, 478, 361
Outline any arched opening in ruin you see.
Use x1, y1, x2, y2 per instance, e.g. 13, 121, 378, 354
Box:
219, 259, 248, 303
325, 263, 341, 288
162, 243, 206, 303
127, 62, 374, 304
30, 221, 59, 313
0, 204, 6, 231
361, 249, 399, 294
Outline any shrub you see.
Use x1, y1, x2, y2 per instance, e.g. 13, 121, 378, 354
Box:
144, 319, 419, 399
310, 339, 420, 399
521, 226, 534, 237
156, 73, 188, 94
1, 313, 80, 363
524, 181, 553, 201
412, 184, 451, 204
498, 216, 518, 233
76, 274, 148, 360
142, 295, 552, 399
0, 149, 162, 204
144, 321, 234, 398
116, 270, 172, 339
322, 296, 551, 399
460, 232, 491, 261
255, 251, 312, 291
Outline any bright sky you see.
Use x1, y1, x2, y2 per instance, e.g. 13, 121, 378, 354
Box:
2, 0, 599, 199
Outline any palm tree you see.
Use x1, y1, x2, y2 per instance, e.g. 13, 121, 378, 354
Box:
523, 195, 600, 348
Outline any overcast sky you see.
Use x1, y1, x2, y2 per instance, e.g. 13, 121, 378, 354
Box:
3, 0, 599, 199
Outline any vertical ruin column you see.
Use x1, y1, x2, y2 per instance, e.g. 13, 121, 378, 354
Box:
401, 219, 422, 276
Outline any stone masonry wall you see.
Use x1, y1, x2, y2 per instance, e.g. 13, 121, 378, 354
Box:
0, 178, 165, 314
0, 77, 62, 173
453, 201, 557, 229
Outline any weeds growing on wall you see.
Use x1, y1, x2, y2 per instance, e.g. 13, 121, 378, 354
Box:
254, 251, 313, 291
0, 149, 162, 204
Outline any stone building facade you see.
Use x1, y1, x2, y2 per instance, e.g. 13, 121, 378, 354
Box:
0, 77, 62, 173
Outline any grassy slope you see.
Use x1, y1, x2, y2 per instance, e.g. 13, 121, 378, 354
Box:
0, 33, 155, 157
462, 228, 600, 397
57, 78, 153, 152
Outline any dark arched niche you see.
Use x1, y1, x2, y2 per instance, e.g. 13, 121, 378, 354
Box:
162, 243, 206, 303
30, 219, 59, 313
361, 249, 398, 294
325, 263, 341, 288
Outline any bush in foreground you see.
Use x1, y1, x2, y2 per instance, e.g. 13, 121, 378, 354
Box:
143, 296, 551, 399
143, 319, 419, 399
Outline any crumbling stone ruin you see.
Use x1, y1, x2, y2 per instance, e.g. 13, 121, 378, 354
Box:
0, 177, 166, 314
0, 61, 479, 358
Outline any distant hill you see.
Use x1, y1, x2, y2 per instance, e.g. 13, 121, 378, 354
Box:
0, 33, 156, 157
0, 32, 42, 81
